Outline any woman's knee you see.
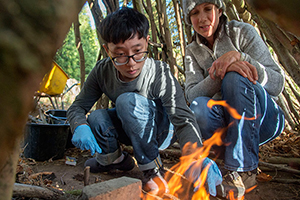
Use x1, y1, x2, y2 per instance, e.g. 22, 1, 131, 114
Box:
222, 72, 254, 97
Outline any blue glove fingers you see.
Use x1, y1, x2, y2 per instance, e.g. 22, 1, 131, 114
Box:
90, 135, 102, 155
205, 158, 222, 196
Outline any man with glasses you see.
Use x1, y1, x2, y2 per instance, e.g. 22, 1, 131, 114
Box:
67, 7, 221, 196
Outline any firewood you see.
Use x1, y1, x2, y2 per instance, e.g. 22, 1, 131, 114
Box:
13, 183, 61, 199
259, 161, 300, 175
266, 157, 300, 169
270, 178, 300, 184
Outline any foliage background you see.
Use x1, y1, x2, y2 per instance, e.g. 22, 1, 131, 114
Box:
54, 3, 100, 80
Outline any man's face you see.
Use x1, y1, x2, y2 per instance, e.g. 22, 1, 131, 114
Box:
104, 34, 150, 82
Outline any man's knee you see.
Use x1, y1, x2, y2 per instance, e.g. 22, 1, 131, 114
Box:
190, 96, 209, 119
87, 109, 108, 128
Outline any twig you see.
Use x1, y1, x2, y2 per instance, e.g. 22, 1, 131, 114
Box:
61, 172, 66, 185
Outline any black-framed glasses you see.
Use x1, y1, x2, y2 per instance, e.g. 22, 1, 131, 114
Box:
110, 51, 149, 66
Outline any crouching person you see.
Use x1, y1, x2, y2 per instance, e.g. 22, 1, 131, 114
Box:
67, 7, 222, 197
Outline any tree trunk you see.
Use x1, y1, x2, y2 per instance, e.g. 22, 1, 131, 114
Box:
247, 0, 300, 36
156, 0, 167, 62
132, 0, 144, 12
0, 1, 86, 199
156, 0, 177, 75
103, 0, 119, 13
88, 0, 107, 60
144, 0, 159, 60
74, 16, 86, 88
276, 94, 296, 130
172, 0, 186, 70
245, 3, 300, 88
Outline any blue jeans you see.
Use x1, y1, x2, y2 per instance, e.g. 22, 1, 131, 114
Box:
190, 72, 285, 172
87, 92, 175, 171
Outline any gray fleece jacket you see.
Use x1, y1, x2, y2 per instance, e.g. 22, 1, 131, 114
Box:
184, 19, 285, 103
67, 57, 202, 149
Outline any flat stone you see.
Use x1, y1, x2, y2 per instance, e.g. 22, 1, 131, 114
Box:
79, 176, 142, 200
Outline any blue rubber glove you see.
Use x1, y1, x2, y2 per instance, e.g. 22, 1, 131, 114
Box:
72, 124, 102, 155
184, 157, 222, 197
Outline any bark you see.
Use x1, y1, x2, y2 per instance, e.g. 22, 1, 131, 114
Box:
276, 94, 296, 130
178, 0, 192, 44
155, 0, 167, 61
102, 0, 119, 13
223, 0, 241, 21
172, 0, 186, 69
163, 1, 177, 76
143, 0, 159, 60
232, 0, 252, 23
84, 166, 90, 186
13, 183, 61, 199
282, 88, 300, 122
88, 0, 106, 60
0, 1, 85, 199
74, 16, 86, 88
286, 76, 300, 105
266, 157, 300, 166
245, 3, 300, 88
157, 0, 177, 75
259, 161, 300, 175
270, 179, 300, 184
132, 0, 143, 12
247, 0, 300, 36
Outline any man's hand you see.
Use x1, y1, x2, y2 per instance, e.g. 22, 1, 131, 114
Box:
72, 124, 102, 155
185, 157, 222, 197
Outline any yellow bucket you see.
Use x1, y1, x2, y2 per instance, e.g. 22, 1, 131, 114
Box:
38, 62, 69, 96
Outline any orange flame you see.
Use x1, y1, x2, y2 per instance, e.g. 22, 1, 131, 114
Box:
142, 100, 256, 199
207, 100, 256, 120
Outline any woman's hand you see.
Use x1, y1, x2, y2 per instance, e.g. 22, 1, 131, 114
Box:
227, 60, 258, 84
208, 51, 258, 84
208, 51, 241, 80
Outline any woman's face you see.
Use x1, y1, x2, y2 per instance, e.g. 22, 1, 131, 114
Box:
189, 3, 222, 45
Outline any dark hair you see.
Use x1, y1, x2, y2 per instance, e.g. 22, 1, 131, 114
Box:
99, 7, 149, 44
192, 14, 227, 45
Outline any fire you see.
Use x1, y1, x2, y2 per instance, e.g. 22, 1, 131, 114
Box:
207, 100, 256, 120
142, 100, 255, 200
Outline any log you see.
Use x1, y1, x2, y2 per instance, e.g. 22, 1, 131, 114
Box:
259, 161, 300, 175
13, 183, 61, 199
266, 157, 300, 166
270, 178, 300, 184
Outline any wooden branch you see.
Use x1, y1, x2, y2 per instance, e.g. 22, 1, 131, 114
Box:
266, 157, 300, 167
148, 40, 164, 48
259, 161, 300, 175
276, 94, 296, 130
84, 166, 90, 186
13, 183, 61, 199
282, 88, 300, 122
286, 76, 300, 104
270, 178, 300, 184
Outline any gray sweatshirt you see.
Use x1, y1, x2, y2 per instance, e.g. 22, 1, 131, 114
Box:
185, 19, 285, 103
67, 57, 202, 149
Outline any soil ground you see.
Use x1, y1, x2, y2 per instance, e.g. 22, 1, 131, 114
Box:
17, 95, 300, 199
15, 143, 300, 200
